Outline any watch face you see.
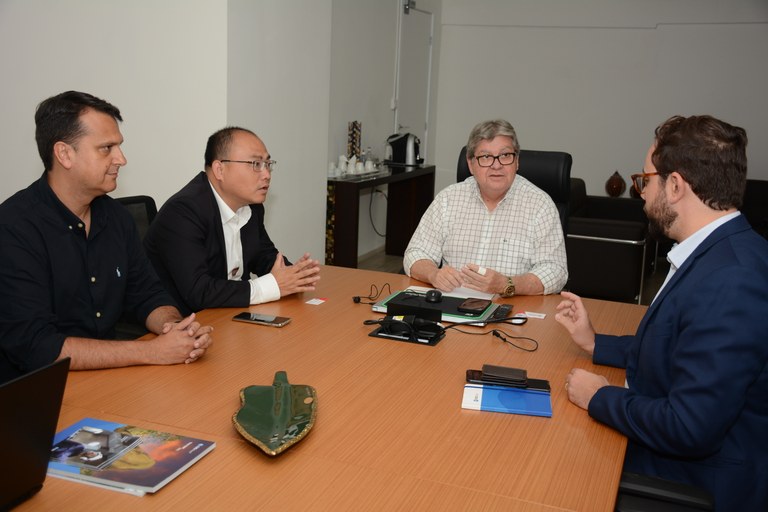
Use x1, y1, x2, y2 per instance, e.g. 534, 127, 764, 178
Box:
502, 278, 515, 297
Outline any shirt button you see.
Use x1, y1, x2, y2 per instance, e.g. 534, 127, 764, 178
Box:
77, 223, 84, 229
68, 225, 73, 230
96, 312, 102, 318
91, 277, 96, 283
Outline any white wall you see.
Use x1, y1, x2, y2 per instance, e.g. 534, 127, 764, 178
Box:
0, 0, 227, 206
228, 0, 332, 261
327, 0, 442, 258
0, 0, 331, 263
433, 0, 768, 196
328, 0, 400, 258
4, 0, 764, 267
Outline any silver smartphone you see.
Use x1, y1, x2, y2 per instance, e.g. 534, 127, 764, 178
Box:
232, 312, 292, 328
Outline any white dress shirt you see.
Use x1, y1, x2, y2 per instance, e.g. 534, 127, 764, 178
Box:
209, 183, 280, 304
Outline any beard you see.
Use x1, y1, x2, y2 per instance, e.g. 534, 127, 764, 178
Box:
646, 187, 677, 240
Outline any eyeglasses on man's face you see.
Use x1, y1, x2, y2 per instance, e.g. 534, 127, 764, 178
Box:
220, 159, 277, 173
473, 152, 517, 167
630, 171, 658, 194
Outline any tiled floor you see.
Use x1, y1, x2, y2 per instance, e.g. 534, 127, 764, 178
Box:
357, 248, 405, 275
357, 248, 669, 306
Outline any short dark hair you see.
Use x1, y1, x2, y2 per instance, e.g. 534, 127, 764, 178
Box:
653, 115, 748, 210
35, 91, 122, 171
204, 126, 258, 168
466, 119, 520, 159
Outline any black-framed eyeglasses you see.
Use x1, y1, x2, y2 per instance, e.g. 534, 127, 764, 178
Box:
473, 152, 517, 167
630, 171, 658, 194
220, 159, 276, 172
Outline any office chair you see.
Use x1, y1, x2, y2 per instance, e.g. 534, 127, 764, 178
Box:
566, 178, 648, 304
116, 195, 158, 241
742, 179, 768, 240
457, 146, 572, 232
114, 195, 159, 339
616, 472, 714, 511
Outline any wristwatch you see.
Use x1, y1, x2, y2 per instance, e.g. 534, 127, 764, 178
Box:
501, 276, 515, 298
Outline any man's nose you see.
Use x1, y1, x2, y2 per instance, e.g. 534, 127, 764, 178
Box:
114, 147, 127, 166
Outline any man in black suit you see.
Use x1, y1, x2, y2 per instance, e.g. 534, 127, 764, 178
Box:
144, 127, 320, 315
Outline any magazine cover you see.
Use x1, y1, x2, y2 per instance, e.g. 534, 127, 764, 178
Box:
48, 418, 215, 495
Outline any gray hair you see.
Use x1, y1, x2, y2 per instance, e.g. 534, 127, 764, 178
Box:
466, 119, 520, 158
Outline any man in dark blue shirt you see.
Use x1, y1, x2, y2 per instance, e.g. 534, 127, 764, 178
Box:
0, 91, 213, 383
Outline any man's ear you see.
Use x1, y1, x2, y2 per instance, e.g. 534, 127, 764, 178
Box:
666, 172, 687, 202
53, 141, 73, 169
209, 161, 225, 181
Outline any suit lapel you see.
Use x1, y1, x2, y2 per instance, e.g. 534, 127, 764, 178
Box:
634, 216, 750, 338
198, 173, 229, 278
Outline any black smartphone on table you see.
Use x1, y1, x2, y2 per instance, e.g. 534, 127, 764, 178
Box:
232, 312, 292, 328
465, 369, 551, 392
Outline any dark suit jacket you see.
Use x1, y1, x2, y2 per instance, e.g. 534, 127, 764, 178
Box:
589, 215, 768, 511
144, 172, 281, 315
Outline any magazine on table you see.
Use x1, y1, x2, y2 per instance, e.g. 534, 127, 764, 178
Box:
48, 417, 215, 496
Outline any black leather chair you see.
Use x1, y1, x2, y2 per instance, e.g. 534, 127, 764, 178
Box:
567, 178, 648, 304
116, 195, 157, 241
743, 179, 768, 240
616, 472, 714, 511
457, 146, 572, 232
114, 195, 159, 339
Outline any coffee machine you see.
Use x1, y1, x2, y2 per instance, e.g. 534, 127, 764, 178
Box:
385, 133, 423, 167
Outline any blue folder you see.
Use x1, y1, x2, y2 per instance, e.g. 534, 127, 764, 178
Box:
461, 383, 552, 418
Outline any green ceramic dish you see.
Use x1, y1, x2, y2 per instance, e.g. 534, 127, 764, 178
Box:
232, 371, 317, 456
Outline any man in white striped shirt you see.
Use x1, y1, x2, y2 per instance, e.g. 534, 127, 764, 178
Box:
404, 120, 567, 297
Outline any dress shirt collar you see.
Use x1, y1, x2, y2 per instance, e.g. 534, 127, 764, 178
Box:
208, 179, 252, 226
35, 173, 108, 237
468, 175, 520, 208
666, 211, 741, 271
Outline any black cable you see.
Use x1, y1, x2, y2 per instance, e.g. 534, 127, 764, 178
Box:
490, 329, 539, 352
443, 315, 528, 328
362, 313, 538, 351
360, 296, 538, 351
368, 187, 387, 237
353, 283, 392, 304
440, 325, 538, 352
432, 320, 539, 352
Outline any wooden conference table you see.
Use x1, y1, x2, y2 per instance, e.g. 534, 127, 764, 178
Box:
22, 266, 646, 512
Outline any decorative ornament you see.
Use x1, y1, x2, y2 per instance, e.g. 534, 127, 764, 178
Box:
605, 171, 626, 197
233, 371, 317, 456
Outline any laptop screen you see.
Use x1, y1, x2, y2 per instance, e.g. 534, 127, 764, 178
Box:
0, 358, 69, 510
